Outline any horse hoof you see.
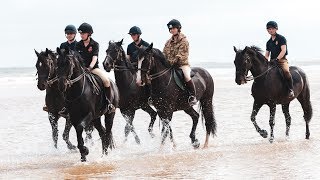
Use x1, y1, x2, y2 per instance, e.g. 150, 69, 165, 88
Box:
192, 139, 200, 149
269, 137, 274, 143
135, 136, 141, 145
81, 156, 87, 162
259, 130, 268, 138
68, 144, 77, 150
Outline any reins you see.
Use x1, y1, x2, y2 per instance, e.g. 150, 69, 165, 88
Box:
245, 65, 277, 81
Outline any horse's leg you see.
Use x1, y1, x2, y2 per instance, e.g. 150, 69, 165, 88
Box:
141, 105, 157, 138
121, 110, 140, 144
92, 117, 107, 155
297, 94, 312, 139
62, 116, 76, 150
184, 108, 200, 148
251, 102, 268, 138
281, 103, 291, 137
104, 112, 115, 154
48, 113, 59, 148
75, 123, 88, 162
268, 104, 276, 143
85, 124, 94, 146
159, 112, 173, 147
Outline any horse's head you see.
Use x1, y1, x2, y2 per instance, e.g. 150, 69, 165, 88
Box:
56, 47, 78, 92
136, 43, 154, 86
233, 46, 256, 85
103, 39, 125, 72
35, 48, 57, 90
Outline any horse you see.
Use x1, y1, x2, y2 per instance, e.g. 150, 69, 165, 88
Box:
56, 47, 119, 162
135, 43, 216, 148
233, 46, 312, 143
35, 48, 77, 150
103, 39, 157, 144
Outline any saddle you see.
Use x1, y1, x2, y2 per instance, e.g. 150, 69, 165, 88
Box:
173, 68, 196, 91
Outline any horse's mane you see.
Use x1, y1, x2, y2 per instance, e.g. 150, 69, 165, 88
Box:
249, 45, 268, 63
152, 48, 171, 68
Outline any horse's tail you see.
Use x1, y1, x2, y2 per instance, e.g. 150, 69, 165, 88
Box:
199, 98, 216, 137
297, 70, 313, 122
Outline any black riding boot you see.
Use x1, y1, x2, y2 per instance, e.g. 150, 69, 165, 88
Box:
286, 74, 294, 98
186, 79, 197, 106
105, 86, 116, 113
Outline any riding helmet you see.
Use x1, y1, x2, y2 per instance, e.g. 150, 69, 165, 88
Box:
167, 19, 181, 29
266, 21, 278, 29
78, 23, 93, 34
128, 26, 142, 35
64, 24, 77, 34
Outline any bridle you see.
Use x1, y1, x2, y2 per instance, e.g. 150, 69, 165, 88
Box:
105, 45, 134, 71
36, 53, 58, 87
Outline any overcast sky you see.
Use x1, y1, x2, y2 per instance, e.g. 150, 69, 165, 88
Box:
1, 0, 319, 67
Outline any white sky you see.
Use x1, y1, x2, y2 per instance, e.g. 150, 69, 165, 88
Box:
1, 0, 319, 67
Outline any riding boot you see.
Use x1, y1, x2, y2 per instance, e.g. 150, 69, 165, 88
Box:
286, 74, 294, 98
186, 79, 197, 106
105, 86, 116, 113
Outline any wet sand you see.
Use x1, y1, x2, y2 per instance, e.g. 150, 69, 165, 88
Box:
0, 66, 319, 179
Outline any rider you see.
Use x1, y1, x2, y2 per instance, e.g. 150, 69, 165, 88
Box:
43, 24, 78, 113
60, 24, 77, 50
127, 26, 150, 63
76, 22, 115, 113
264, 21, 294, 98
163, 19, 197, 106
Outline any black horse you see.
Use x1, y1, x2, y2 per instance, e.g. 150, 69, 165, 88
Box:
135, 44, 216, 148
103, 40, 157, 144
56, 47, 119, 162
233, 46, 312, 142
35, 48, 77, 150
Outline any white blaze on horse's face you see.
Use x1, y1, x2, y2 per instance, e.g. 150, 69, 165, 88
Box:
136, 57, 145, 86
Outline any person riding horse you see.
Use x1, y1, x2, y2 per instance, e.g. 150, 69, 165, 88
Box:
163, 19, 197, 106
76, 22, 115, 113
265, 21, 294, 98
127, 26, 150, 63
43, 24, 78, 114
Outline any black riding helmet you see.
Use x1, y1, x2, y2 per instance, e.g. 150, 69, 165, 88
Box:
128, 26, 142, 35
78, 23, 93, 34
65, 25, 77, 34
266, 21, 278, 29
167, 19, 181, 30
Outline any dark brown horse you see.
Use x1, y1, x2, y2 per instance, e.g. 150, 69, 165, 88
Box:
136, 44, 216, 148
233, 46, 312, 143
35, 48, 76, 150
103, 40, 157, 144
56, 47, 119, 162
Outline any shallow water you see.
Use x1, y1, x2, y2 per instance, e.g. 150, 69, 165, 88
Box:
0, 66, 319, 179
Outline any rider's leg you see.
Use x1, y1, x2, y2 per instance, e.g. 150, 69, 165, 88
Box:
91, 68, 115, 113
279, 58, 294, 98
180, 65, 197, 106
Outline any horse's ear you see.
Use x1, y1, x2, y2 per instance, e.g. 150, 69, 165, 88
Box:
116, 39, 123, 46
233, 46, 237, 53
146, 43, 153, 52
109, 40, 111, 45
34, 49, 40, 57
56, 47, 61, 55
245, 46, 256, 55
45, 48, 50, 56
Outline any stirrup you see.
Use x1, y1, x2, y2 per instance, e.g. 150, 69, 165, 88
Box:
188, 96, 197, 106
288, 90, 295, 98
107, 104, 116, 113
148, 97, 153, 105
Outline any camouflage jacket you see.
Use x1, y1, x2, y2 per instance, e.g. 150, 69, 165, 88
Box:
163, 33, 189, 66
